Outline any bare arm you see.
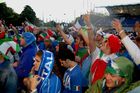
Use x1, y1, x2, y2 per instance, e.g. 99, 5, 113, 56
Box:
112, 19, 127, 39
83, 14, 96, 53
78, 28, 89, 46
56, 24, 72, 45
112, 19, 140, 65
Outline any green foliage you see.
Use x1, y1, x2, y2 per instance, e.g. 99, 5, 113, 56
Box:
45, 21, 56, 28
19, 5, 36, 24
34, 18, 45, 27
0, 3, 39, 26
0, 3, 19, 26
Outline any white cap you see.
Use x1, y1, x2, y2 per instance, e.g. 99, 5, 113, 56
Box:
96, 28, 105, 36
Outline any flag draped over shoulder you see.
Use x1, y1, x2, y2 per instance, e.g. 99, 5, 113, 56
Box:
0, 38, 20, 59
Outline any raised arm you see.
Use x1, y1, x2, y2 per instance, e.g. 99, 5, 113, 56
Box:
78, 28, 89, 46
56, 24, 72, 45
83, 14, 96, 53
112, 19, 140, 65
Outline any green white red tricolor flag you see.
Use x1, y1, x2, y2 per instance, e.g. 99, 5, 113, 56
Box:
0, 40, 20, 60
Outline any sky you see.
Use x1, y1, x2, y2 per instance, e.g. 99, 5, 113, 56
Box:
4, 0, 140, 22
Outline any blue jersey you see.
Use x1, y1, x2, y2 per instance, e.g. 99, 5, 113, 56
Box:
63, 65, 83, 93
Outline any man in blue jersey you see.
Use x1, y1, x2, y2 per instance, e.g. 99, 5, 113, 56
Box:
58, 48, 83, 93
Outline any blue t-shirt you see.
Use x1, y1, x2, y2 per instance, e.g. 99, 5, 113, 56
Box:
63, 65, 83, 93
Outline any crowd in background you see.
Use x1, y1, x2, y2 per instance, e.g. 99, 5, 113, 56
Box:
0, 14, 140, 93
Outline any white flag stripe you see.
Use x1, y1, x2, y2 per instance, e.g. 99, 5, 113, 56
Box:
0, 41, 18, 55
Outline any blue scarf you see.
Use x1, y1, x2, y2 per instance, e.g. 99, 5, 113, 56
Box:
37, 50, 54, 91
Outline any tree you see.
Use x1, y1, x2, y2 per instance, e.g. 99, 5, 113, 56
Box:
20, 5, 36, 24
34, 18, 45, 27
0, 3, 20, 26
45, 21, 56, 28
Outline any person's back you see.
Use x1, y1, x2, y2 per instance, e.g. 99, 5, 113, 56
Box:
16, 42, 37, 78
14, 32, 37, 92
0, 59, 17, 93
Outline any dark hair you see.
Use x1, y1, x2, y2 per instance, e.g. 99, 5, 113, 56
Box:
36, 50, 43, 58
58, 48, 75, 61
77, 34, 86, 46
136, 36, 140, 42
59, 42, 67, 50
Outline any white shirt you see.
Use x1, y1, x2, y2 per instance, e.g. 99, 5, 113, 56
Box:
122, 36, 140, 65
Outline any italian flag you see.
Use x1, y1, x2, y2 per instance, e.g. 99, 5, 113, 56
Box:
0, 38, 20, 59
73, 85, 80, 91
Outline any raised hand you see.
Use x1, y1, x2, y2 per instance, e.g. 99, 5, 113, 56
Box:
30, 75, 41, 91
83, 14, 91, 26
112, 19, 127, 39
112, 19, 123, 32
56, 24, 62, 32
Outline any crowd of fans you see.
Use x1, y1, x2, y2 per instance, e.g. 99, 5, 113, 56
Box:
0, 14, 140, 93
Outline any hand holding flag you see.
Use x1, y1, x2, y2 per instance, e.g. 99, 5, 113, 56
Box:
73, 15, 86, 31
